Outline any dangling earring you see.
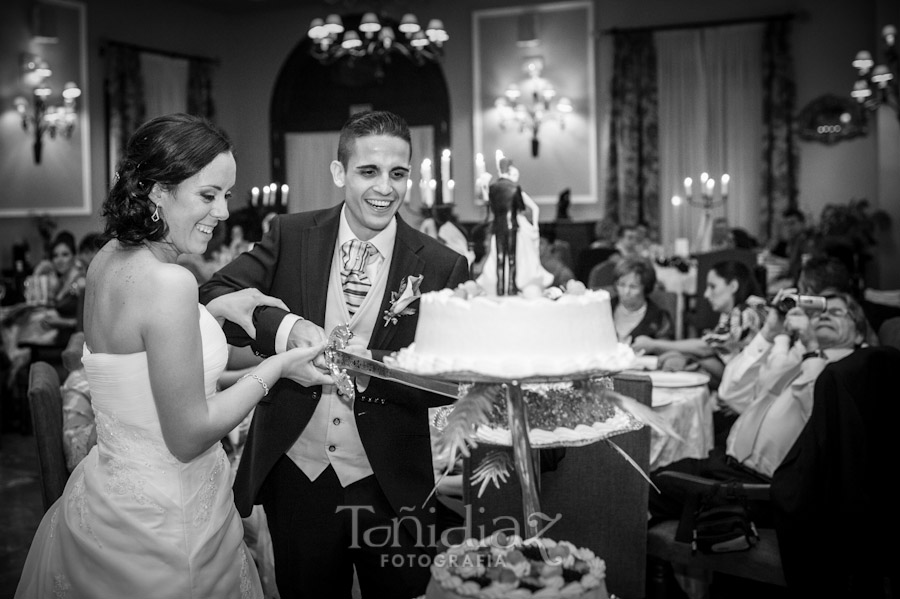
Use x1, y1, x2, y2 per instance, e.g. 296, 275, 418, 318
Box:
151, 203, 161, 223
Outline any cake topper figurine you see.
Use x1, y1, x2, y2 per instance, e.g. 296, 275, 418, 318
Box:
476, 152, 554, 296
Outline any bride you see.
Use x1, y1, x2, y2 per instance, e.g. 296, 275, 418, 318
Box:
15, 114, 331, 598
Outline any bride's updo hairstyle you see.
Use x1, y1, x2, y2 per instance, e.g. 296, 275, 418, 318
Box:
102, 113, 233, 247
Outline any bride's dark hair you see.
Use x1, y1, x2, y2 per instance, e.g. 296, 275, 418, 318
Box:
102, 113, 234, 246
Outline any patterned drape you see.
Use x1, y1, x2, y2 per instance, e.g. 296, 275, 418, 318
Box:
605, 31, 660, 232
105, 44, 145, 182
188, 59, 216, 120
761, 20, 798, 241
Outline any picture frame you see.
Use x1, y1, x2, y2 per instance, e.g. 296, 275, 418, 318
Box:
472, 1, 596, 205
0, 0, 91, 217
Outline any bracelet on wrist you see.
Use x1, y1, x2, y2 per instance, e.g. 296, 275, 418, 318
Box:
239, 372, 269, 396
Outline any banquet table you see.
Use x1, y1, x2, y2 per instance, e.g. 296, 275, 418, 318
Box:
627, 370, 714, 471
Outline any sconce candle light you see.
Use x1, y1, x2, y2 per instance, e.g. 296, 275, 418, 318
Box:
14, 53, 81, 164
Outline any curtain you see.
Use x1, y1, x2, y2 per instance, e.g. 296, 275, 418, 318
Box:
284, 126, 435, 217
761, 20, 798, 241
188, 60, 216, 120
656, 24, 764, 250
105, 42, 217, 187
105, 44, 145, 183
140, 53, 189, 119
604, 32, 659, 233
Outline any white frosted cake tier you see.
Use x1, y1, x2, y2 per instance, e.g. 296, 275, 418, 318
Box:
392, 288, 635, 378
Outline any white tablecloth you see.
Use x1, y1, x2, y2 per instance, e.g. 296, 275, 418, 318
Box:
649, 381, 714, 471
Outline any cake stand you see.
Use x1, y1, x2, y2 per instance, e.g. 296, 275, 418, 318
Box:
326, 327, 641, 540
430, 370, 631, 539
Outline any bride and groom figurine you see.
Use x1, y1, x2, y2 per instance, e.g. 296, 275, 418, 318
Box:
477, 156, 554, 296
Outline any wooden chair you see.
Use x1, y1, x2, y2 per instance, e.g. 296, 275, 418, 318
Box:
646, 471, 786, 598
27, 360, 68, 512
462, 373, 652, 599
648, 288, 681, 339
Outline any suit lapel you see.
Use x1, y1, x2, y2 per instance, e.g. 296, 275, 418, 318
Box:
302, 205, 342, 325
371, 217, 425, 350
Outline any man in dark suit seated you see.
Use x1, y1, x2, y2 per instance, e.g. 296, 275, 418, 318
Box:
649, 291, 867, 526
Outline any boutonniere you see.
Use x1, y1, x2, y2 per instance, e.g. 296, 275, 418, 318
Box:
383, 274, 423, 327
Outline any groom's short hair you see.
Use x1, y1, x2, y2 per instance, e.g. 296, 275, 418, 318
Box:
337, 110, 411, 167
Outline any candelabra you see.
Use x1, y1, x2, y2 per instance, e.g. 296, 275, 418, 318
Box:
673, 173, 730, 252
851, 24, 898, 121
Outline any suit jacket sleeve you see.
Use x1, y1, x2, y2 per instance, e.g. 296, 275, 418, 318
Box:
198, 216, 290, 355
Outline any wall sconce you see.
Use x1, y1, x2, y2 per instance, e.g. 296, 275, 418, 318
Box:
494, 55, 572, 157
14, 53, 81, 164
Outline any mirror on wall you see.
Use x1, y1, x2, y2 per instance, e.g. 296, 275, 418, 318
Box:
473, 1, 596, 205
1, 0, 90, 217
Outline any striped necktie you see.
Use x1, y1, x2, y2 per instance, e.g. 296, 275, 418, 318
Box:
341, 239, 378, 318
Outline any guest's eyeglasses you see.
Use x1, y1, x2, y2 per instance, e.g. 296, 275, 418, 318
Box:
815, 307, 849, 319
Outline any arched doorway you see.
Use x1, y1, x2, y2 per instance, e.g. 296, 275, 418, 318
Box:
270, 14, 451, 215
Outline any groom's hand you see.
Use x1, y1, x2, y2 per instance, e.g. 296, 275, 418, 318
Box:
287, 319, 329, 373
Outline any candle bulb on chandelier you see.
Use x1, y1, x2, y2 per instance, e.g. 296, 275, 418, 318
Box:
446, 179, 455, 204
251, 186, 260, 207
262, 185, 271, 206
720, 174, 730, 198
704, 178, 715, 199
404, 179, 412, 204
441, 149, 451, 204
683, 177, 693, 200
281, 184, 289, 206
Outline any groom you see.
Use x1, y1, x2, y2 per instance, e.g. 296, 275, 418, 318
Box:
200, 111, 469, 598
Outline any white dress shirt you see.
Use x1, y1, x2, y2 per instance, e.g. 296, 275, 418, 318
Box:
718, 332, 853, 478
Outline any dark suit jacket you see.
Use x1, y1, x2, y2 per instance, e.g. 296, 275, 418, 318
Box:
771, 346, 900, 598
199, 205, 470, 526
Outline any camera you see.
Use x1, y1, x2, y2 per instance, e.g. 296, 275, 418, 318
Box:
773, 293, 827, 314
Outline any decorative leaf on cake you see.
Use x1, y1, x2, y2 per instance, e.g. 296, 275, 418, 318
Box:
605, 439, 660, 494
595, 383, 683, 441
470, 450, 514, 498
421, 384, 503, 507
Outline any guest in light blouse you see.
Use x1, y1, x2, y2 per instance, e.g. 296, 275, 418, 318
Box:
649, 291, 867, 525
611, 257, 673, 342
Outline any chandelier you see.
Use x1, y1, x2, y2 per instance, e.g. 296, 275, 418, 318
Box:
851, 24, 898, 121
494, 55, 572, 158
13, 53, 81, 164
307, 11, 448, 66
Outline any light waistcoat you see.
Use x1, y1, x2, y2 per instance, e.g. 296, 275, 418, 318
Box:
286, 237, 390, 486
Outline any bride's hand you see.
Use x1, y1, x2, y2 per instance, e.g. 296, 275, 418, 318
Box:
206, 288, 289, 339
279, 343, 332, 387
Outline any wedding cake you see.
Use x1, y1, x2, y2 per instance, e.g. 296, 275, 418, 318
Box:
426, 533, 609, 599
390, 281, 635, 379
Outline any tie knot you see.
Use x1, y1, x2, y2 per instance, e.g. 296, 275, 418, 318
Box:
342, 239, 377, 275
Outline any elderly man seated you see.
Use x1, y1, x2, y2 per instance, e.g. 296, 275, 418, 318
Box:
649, 289, 868, 525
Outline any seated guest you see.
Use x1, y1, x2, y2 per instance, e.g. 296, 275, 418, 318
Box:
797, 254, 853, 295
649, 291, 867, 525
614, 224, 642, 261
611, 257, 673, 342
632, 260, 765, 386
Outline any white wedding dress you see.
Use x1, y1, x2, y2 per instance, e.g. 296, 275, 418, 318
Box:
16, 305, 262, 599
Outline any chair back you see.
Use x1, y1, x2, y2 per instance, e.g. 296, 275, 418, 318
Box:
587, 258, 619, 292
577, 247, 618, 283
648, 288, 679, 338
462, 374, 652, 599
27, 361, 68, 512
878, 316, 900, 350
